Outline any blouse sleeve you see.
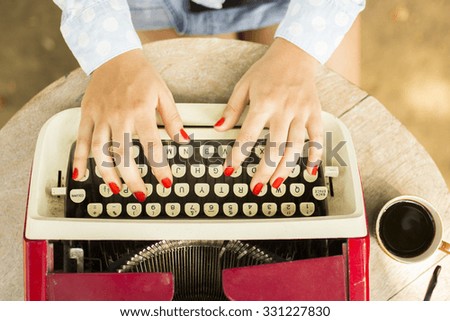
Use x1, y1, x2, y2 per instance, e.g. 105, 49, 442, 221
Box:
275, 0, 366, 64
53, 0, 142, 74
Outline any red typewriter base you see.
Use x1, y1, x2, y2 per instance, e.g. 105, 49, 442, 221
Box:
24, 237, 369, 301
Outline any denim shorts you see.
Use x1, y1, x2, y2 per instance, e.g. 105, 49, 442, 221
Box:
128, 0, 289, 35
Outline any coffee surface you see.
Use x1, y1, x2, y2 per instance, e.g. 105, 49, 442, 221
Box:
379, 202, 435, 258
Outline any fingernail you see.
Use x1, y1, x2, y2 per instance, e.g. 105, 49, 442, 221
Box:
180, 128, 190, 141
72, 168, 78, 180
312, 166, 319, 176
214, 117, 225, 127
134, 191, 146, 203
252, 183, 264, 196
272, 177, 284, 189
162, 178, 172, 188
224, 166, 234, 177
109, 182, 120, 194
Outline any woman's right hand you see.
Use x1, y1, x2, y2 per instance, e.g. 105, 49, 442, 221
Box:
72, 49, 189, 202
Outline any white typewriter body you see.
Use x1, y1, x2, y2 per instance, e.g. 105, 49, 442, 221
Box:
25, 104, 367, 241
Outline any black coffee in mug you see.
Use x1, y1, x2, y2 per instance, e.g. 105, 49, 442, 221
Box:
379, 201, 436, 258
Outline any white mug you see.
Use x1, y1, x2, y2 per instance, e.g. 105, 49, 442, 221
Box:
375, 195, 450, 263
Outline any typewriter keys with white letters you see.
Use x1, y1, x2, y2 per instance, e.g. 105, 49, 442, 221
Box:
65, 139, 329, 219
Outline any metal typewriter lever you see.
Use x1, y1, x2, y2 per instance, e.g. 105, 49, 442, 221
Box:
69, 248, 84, 273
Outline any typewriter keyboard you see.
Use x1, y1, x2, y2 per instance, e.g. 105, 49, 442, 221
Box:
65, 139, 328, 219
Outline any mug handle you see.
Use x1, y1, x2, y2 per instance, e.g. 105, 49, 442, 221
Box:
439, 241, 450, 254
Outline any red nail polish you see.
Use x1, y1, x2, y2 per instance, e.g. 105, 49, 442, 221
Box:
312, 166, 319, 176
162, 178, 172, 188
224, 166, 234, 177
72, 168, 78, 180
252, 183, 264, 196
109, 182, 120, 194
180, 128, 190, 141
272, 177, 284, 189
214, 117, 225, 127
134, 191, 146, 203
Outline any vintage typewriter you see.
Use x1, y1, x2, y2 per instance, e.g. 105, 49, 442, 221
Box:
24, 104, 369, 301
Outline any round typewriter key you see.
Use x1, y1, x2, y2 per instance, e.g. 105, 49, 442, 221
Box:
281, 203, 296, 217
174, 183, 189, 197
179, 145, 193, 159
204, 203, 219, 217
290, 183, 305, 197
185, 203, 200, 217
127, 203, 142, 217
233, 183, 248, 198
271, 184, 286, 197
223, 203, 238, 217
120, 184, 132, 197
303, 169, 318, 183
262, 203, 277, 217
87, 203, 103, 217
209, 164, 223, 178
146, 203, 161, 217
246, 164, 257, 177
376, 196, 450, 263
171, 164, 186, 178
289, 165, 301, 178
166, 203, 181, 217
243, 203, 257, 217
106, 203, 122, 217
300, 202, 315, 216
214, 183, 229, 197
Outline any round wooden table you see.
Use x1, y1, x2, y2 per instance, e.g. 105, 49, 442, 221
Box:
1, 38, 449, 300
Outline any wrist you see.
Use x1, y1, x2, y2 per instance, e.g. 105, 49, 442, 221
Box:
93, 49, 146, 75
268, 38, 318, 72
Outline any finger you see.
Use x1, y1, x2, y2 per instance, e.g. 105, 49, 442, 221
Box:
305, 111, 324, 175
224, 105, 268, 176
91, 123, 122, 195
157, 93, 190, 143
72, 115, 94, 181
111, 128, 147, 202
250, 115, 290, 195
214, 80, 249, 131
136, 116, 173, 189
269, 118, 306, 187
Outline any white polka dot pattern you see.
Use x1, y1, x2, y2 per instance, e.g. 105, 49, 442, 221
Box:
275, 0, 366, 64
56, 0, 142, 74
311, 16, 327, 31
290, 3, 301, 16
335, 11, 349, 26
103, 17, 119, 32
96, 41, 112, 56
82, 8, 96, 23
288, 22, 304, 36
78, 32, 90, 48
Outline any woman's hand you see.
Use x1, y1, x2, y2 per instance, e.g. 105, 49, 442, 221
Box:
72, 49, 189, 202
214, 38, 323, 195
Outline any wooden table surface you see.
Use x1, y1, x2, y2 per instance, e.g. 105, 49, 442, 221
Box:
0, 39, 449, 300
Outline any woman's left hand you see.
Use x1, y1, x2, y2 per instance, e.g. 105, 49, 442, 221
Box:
214, 38, 324, 195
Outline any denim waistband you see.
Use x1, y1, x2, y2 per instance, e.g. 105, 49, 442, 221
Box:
128, 0, 289, 34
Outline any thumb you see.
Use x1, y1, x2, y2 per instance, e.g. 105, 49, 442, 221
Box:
214, 81, 249, 131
